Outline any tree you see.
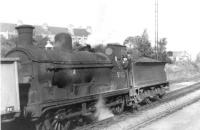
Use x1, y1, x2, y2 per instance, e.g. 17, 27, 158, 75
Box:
156, 38, 170, 62
123, 29, 154, 58
0, 35, 17, 57
124, 30, 171, 62
158, 38, 167, 53
138, 29, 154, 57
123, 36, 140, 49
33, 35, 50, 47
73, 41, 82, 51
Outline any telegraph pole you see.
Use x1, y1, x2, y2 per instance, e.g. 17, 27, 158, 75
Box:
155, 0, 158, 59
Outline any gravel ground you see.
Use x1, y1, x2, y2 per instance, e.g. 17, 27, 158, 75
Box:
140, 100, 200, 130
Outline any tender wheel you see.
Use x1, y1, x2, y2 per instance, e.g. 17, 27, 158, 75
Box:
132, 103, 141, 111
112, 98, 125, 115
144, 98, 151, 104
154, 94, 161, 101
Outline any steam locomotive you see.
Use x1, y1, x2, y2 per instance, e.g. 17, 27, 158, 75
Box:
3, 25, 169, 130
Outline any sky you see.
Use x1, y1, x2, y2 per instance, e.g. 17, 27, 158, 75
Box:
0, 0, 200, 60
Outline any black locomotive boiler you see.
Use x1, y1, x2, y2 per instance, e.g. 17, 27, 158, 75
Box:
5, 25, 169, 130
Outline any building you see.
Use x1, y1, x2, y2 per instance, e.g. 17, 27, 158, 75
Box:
0, 23, 91, 47
169, 51, 191, 62
0, 23, 69, 40
72, 28, 90, 44
34, 25, 69, 41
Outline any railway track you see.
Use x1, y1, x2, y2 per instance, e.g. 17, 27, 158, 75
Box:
75, 82, 200, 130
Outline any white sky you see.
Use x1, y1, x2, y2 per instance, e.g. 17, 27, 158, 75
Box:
0, 0, 200, 59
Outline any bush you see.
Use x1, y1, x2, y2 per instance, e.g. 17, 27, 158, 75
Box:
165, 61, 200, 81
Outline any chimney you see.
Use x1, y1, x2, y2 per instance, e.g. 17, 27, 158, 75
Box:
15, 25, 34, 47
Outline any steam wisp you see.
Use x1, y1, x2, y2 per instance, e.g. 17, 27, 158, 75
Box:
95, 96, 114, 121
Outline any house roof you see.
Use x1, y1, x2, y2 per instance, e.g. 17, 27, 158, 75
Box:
34, 26, 69, 35
48, 26, 68, 34
73, 28, 90, 37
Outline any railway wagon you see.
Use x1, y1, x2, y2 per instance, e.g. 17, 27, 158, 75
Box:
3, 25, 169, 130
1, 58, 20, 122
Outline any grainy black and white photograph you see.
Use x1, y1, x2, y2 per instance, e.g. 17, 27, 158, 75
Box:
1, 0, 200, 130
